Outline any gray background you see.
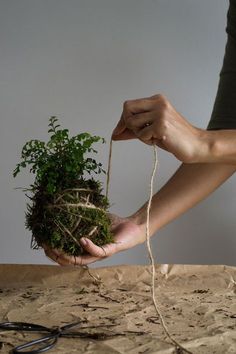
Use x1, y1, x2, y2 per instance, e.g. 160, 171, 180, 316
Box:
1, 0, 235, 267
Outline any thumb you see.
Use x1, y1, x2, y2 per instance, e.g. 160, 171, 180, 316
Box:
80, 237, 119, 257
112, 128, 136, 141
112, 119, 126, 137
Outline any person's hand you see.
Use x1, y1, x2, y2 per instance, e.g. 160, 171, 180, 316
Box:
42, 214, 146, 266
112, 94, 209, 163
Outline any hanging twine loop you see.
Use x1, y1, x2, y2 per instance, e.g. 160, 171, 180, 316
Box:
146, 144, 193, 354
106, 138, 193, 354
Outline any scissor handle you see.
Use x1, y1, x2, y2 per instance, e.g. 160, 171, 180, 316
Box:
0, 322, 50, 333
0, 321, 83, 353
12, 333, 58, 354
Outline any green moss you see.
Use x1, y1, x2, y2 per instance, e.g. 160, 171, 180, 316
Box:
26, 178, 113, 256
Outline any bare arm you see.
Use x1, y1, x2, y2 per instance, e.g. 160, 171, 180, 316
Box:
43, 160, 236, 265
203, 129, 236, 164
43, 94, 236, 265
131, 161, 236, 235
112, 95, 236, 165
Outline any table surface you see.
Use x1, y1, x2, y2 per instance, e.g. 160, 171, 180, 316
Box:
0, 263, 235, 354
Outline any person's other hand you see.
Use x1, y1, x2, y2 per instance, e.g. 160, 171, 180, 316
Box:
112, 94, 208, 163
42, 214, 145, 266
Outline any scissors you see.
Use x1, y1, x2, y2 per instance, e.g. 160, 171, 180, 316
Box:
0, 320, 86, 353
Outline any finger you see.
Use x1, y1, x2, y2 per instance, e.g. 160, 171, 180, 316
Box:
112, 113, 154, 141
42, 244, 62, 260
112, 128, 136, 141
44, 246, 100, 266
125, 112, 154, 131
80, 238, 115, 257
74, 254, 102, 266
149, 93, 164, 100
42, 244, 77, 266
122, 97, 157, 115
112, 114, 126, 137
112, 96, 157, 138
44, 246, 68, 266
58, 252, 100, 266
136, 125, 154, 143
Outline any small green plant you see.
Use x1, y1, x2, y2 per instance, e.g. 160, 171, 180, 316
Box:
13, 116, 113, 256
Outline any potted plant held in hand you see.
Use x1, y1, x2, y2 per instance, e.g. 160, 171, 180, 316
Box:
13, 116, 114, 257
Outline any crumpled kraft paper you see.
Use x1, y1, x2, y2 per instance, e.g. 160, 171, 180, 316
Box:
0, 264, 235, 354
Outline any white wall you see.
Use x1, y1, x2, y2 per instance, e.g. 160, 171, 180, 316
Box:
1, 0, 235, 266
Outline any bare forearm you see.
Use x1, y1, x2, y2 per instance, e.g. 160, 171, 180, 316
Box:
131, 162, 236, 235
200, 129, 236, 164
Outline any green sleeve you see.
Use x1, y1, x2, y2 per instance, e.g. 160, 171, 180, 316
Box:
207, 0, 236, 130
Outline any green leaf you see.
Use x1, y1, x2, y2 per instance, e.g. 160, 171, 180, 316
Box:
14, 117, 106, 193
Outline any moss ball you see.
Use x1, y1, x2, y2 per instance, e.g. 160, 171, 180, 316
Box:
26, 179, 113, 256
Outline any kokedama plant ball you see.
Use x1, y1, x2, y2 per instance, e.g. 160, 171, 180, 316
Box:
13, 116, 114, 256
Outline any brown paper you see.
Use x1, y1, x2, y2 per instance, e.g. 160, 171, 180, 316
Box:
0, 264, 235, 353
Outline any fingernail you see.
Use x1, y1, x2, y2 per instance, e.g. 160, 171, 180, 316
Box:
80, 237, 87, 246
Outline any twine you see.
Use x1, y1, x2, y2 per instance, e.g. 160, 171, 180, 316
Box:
105, 137, 113, 199
47, 188, 104, 284
106, 138, 193, 354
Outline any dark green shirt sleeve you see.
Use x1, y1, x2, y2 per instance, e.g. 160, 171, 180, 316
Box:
207, 0, 236, 130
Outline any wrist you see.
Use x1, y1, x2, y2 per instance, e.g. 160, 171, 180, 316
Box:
194, 129, 214, 163
129, 210, 146, 228
129, 208, 157, 238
